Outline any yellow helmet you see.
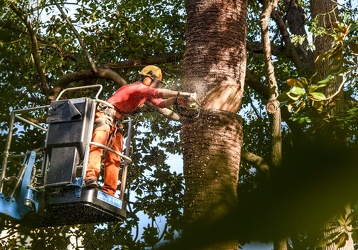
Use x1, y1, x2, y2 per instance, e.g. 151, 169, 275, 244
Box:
140, 65, 162, 81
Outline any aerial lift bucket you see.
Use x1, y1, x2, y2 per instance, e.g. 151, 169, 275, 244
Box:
0, 85, 132, 227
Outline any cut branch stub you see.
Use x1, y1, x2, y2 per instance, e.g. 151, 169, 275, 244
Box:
266, 99, 280, 114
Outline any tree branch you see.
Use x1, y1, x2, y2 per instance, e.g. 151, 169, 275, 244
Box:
50, 68, 128, 101
261, 0, 280, 102
261, 3, 285, 250
241, 150, 270, 176
54, 1, 98, 74
261, 1, 282, 110
52, 67, 181, 120
46, 43, 79, 62
245, 69, 269, 100
271, 9, 304, 73
10, 3, 50, 95
245, 69, 304, 137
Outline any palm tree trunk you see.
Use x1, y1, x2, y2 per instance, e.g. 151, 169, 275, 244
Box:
181, 110, 243, 249
182, 0, 247, 248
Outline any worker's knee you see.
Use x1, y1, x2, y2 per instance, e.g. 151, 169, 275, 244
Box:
93, 118, 111, 131
105, 154, 121, 167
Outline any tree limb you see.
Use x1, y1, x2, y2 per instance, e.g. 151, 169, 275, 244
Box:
52, 68, 181, 120
54, 1, 98, 74
245, 69, 304, 137
10, 3, 50, 96
245, 69, 269, 100
261, 0, 280, 102
46, 43, 79, 62
271, 9, 304, 73
241, 150, 270, 175
261, 2, 285, 250
50, 68, 128, 101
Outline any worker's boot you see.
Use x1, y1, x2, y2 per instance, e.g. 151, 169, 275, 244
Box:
85, 178, 98, 188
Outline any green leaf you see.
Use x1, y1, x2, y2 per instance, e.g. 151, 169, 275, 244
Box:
291, 116, 311, 124
308, 86, 320, 93
289, 86, 306, 95
287, 92, 302, 101
309, 92, 326, 100
316, 75, 333, 86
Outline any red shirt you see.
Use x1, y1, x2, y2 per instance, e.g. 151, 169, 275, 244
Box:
107, 82, 165, 113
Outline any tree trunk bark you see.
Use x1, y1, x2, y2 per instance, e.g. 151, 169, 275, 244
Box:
282, 0, 315, 76
181, 110, 243, 249
310, 1, 352, 249
184, 0, 247, 112
260, 1, 286, 250
310, 0, 345, 114
182, 0, 247, 249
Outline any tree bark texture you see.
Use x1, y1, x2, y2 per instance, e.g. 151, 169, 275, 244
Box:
261, 1, 285, 250
281, 0, 314, 76
310, 1, 352, 250
184, 0, 247, 113
310, 0, 345, 114
182, 0, 247, 248
181, 110, 243, 250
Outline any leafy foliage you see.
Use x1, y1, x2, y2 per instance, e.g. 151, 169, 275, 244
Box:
279, 22, 358, 116
276, 21, 358, 148
317, 209, 355, 249
0, 0, 186, 249
1, 0, 358, 249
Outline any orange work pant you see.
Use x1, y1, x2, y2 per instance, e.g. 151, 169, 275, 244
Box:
86, 110, 123, 196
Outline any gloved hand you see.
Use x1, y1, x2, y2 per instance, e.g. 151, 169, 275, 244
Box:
177, 92, 199, 109
186, 93, 199, 109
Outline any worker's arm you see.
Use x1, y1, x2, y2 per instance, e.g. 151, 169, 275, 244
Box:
148, 85, 198, 108
148, 96, 177, 108
158, 97, 177, 107
156, 89, 191, 99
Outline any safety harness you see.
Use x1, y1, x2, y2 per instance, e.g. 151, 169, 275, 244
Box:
97, 103, 124, 134
96, 103, 125, 162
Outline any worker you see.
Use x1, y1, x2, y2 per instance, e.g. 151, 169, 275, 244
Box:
85, 65, 196, 196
